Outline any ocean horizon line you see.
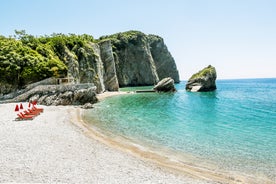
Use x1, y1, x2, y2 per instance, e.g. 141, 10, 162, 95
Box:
179, 77, 276, 82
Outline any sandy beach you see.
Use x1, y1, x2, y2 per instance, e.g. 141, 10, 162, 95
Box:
0, 101, 216, 184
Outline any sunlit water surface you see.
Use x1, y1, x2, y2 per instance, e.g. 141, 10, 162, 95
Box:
84, 79, 276, 180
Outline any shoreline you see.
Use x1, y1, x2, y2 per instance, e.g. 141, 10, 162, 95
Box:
0, 102, 209, 183
85, 92, 237, 183
78, 110, 240, 184
0, 93, 273, 183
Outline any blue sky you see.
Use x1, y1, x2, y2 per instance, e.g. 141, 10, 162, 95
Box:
1, 0, 275, 80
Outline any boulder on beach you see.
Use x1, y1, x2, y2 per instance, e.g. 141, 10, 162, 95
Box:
186, 65, 217, 92
153, 77, 176, 92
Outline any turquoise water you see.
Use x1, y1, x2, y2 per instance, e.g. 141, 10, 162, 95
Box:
84, 78, 276, 180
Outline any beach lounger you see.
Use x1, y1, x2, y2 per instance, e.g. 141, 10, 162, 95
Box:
16, 113, 34, 121
32, 106, 44, 112
23, 109, 40, 116
20, 112, 36, 118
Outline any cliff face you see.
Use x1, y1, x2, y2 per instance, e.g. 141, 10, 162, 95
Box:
100, 31, 180, 87
99, 40, 119, 91
148, 35, 180, 83
110, 32, 159, 86
61, 43, 105, 93
58, 31, 180, 91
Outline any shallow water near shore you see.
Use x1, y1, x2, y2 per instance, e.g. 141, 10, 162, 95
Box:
84, 78, 276, 182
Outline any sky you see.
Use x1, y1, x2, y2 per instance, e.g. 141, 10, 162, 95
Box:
1, 0, 275, 80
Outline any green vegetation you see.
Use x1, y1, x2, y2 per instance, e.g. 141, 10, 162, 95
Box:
99, 30, 146, 51
0, 30, 95, 93
0, 30, 161, 95
190, 65, 216, 79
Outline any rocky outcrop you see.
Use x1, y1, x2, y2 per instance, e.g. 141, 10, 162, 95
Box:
2, 84, 98, 105
66, 43, 105, 93
99, 40, 119, 91
148, 35, 180, 83
100, 31, 180, 87
186, 65, 217, 92
52, 32, 180, 93
109, 32, 159, 86
61, 31, 177, 91
0, 78, 58, 101
153, 77, 176, 92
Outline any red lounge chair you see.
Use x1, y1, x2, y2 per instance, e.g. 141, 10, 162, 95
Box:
32, 106, 44, 112
20, 112, 35, 118
16, 113, 34, 121
23, 110, 40, 116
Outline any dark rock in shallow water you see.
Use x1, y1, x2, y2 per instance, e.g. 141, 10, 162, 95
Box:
186, 65, 217, 92
153, 77, 176, 92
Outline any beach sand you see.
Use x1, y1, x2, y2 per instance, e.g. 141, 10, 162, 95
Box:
0, 102, 214, 184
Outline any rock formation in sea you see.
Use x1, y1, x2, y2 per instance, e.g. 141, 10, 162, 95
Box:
186, 65, 217, 92
153, 77, 176, 92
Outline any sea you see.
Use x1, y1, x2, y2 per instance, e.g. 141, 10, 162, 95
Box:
84, 78, 276, 182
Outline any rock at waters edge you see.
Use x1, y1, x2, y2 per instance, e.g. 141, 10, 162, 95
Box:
153, 77, 176, 92
186, 65, 217, 92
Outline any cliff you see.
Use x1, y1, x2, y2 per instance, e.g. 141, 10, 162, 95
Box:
186, 65, 217, 92
99, 40, 119, 91
0, 30, 180, 98
99, 31, 180, 87
61, 42, 105, 93
148, 35, 180, 83
52, 31, 180, 91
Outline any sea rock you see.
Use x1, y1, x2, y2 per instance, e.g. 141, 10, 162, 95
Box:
153, 77, 176, 92
186, 65, 217, 92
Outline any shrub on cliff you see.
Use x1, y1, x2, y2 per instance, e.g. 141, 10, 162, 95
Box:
99, 30, 146, 51
0, 33, 67, 89
0, 31, 96, 92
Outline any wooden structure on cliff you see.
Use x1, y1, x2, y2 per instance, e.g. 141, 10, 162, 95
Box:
56, 77, 75, 85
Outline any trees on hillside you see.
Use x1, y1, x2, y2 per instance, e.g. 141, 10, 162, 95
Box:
0, 30, 97, 94
0, 31, 68, 89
